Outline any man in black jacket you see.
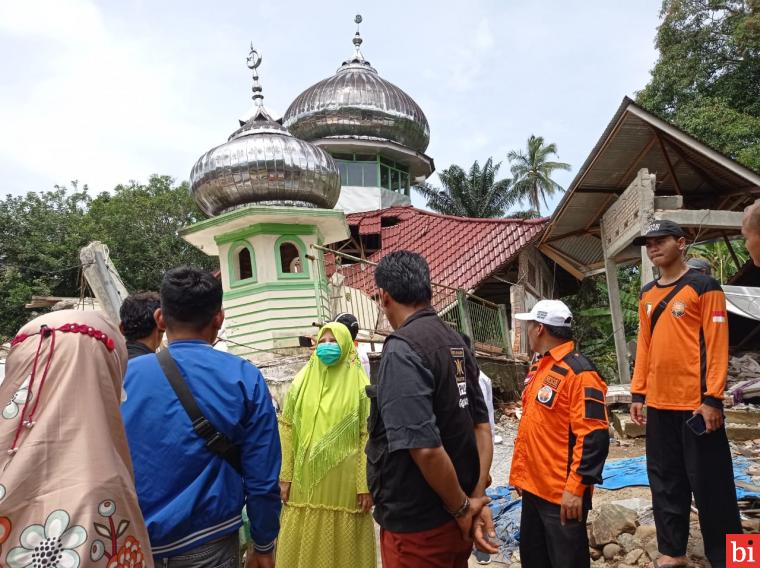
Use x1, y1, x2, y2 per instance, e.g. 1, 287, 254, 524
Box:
119, 291, 163, 359
367, 251, 497, 568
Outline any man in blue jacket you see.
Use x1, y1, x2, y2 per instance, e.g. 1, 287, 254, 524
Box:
122, 266, 281, 567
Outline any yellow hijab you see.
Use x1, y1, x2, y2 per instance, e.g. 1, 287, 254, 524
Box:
282, 322, 369, 494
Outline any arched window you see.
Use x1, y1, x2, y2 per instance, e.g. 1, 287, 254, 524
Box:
280, 242, 301, 273
238, 247, 253, 280
228, 241, 256, 286
275, 236, 310, 279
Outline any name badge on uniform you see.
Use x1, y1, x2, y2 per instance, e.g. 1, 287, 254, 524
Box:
450, 347, 469, 408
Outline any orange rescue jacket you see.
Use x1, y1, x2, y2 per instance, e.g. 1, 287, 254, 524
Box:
509, 341, 610, 505
631, 270, 728, 410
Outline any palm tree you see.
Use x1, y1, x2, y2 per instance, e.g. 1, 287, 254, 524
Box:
415, 158, 517, 218
507, 135, 571, 213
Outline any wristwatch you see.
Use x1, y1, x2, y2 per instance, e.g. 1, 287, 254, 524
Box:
450, 496, 470, 518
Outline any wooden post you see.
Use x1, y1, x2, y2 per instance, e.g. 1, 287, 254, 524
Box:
497, 304, 514, 357
601, 226, 631, 383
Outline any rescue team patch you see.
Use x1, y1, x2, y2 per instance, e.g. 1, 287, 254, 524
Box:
712, 310, 727, 323
671, 300, 686, 318
536, 385, 557, 407
645, 302, 653, 317
543, 375, 561, 389
450, 348, 466, 383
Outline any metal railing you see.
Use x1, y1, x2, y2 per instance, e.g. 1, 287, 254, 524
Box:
312, 245, 512, 356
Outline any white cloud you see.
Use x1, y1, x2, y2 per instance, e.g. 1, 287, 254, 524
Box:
0, 0, 210, 192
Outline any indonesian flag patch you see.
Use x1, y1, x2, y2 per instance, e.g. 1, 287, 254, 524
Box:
712, 310, 727, 323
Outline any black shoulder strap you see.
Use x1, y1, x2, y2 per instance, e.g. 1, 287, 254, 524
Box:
649, 278, 691, 336
156, 349, 242, 474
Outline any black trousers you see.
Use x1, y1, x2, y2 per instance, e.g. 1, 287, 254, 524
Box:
646, 407, 742, 568
519, 491, 590, 568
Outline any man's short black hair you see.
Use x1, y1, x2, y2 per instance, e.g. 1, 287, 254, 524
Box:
120, 291, 161, 341
543, 323, 573, 341
160, 266, 223, 330
374, 251, 432, 305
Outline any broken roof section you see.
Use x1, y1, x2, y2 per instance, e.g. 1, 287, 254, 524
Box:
540, 96, 760, 278
335, 205, 548, 292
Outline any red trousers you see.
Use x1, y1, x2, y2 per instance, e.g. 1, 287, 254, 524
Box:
380, 520, 472, 568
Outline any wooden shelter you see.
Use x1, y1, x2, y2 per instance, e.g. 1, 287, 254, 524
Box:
540, 97, 760, 381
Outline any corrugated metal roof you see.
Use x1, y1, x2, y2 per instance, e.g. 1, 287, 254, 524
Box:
541, 97, 760, 276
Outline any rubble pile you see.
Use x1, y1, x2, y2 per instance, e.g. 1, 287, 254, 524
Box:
727, 352, 760, 406
585, 503, 711, 567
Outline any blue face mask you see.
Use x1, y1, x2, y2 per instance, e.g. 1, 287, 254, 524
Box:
316, 342, 342, 366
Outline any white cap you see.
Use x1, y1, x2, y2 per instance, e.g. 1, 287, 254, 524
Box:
514, 299, 573, 328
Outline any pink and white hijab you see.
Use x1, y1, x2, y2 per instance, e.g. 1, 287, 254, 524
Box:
0, 310, 152, 568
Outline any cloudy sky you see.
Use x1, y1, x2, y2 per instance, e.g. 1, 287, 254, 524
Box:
0, 0, 662, 214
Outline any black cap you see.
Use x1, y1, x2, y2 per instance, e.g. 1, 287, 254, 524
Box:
632, 220, 686, 246
333, 312, 359, 340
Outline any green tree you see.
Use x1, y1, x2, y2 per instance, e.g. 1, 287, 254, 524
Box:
637, 0, 760, 171
564, 266, 641, 383
88, 175, 215, 292
415, 158, 518, 217
507, 135, 571, 213
0, 176, 216, 338
689, 238, 749, 282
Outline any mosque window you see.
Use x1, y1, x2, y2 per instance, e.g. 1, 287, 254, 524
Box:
280, 243, 300, 272
275, 236, 311, 280
238, 248, 253, 280
228, 241, 256, 287
333, 153, 409, 195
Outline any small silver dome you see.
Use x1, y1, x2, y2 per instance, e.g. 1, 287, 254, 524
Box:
190, 47, 341, 217
282, 22, 430, 153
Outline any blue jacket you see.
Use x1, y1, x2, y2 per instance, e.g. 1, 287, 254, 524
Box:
121, 340, 281, 557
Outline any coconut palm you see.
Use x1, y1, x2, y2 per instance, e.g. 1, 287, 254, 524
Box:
415, 158, 518, 218
507, 135, 571, 213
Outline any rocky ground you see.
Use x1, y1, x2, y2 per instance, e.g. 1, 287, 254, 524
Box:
462, 403, 760, 568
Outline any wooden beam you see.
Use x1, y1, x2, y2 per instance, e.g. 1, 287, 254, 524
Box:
618, 136, 658, 188
722, 233, 742, 271
543, 227, 592, 243
584, 194, 618, 231
655, 131, 683, 195
627, 105, 760, 188
660, 135, 724, 193
538, 244, 586, 280
575, 187, 625, 194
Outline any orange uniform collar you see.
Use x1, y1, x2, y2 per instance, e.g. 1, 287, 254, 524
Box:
542, 340, 575, 363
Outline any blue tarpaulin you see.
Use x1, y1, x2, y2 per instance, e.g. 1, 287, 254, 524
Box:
486, 486, 522, 557
599, 456, 760, 499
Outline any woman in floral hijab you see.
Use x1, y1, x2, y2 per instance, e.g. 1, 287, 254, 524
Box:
0, 310, 152, 568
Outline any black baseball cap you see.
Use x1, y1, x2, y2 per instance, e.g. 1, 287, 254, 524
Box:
632, 220, 686, 246
333, 312, 359, 340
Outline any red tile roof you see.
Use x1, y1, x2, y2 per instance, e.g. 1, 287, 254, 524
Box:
333, 206, 547, 292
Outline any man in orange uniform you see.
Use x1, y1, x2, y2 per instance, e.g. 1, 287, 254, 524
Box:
510, 300, 610, 568
630, 220, 741, 568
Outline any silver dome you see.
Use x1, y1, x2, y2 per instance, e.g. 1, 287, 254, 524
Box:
282, 24, 430, 153
190, 47, 341, 217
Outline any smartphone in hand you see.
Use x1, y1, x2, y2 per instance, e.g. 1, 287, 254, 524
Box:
686, 413, 707, 436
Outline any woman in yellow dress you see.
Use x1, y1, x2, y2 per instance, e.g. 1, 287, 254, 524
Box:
276, 321, 375, 567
